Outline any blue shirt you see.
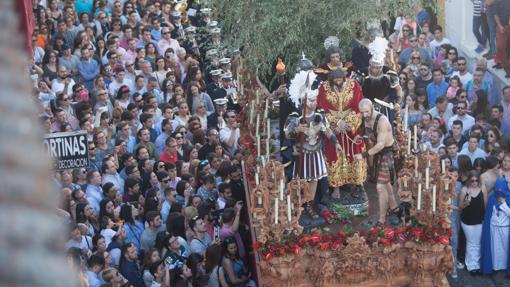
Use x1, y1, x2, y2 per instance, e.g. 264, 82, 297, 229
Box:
124, 220, 145, 251
459, 147, 487, 164
426, 81, 448, 108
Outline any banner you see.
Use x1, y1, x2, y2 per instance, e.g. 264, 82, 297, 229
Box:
43, 131, 89, 170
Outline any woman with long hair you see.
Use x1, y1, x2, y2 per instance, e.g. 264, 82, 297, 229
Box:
99, 198, 118, 222
115, 85, 131, 109
119, 203, 145, 250
75, 203, 99, 238
187, 252, 208, 286
415, 88, 429, 111
185, 81, 214, 115
500, 153, 510, 181
470, 89, 490, 118
94, 36, 107, 63
221, 237, 253, 286
145, 42, 158, 65
457, 154, 474, 184
459, 170, 486, 275
142, 248, 162, 287
174, 102, 191, 129
402, 94, 423, 129
483, 127, 501, 154
206, 243, 228, 287
42, 49, 59, 85
407, 50, 423, 77
154, 57, 171, 88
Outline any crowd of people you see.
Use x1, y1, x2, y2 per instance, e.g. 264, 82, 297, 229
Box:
27, 0, 510, 286
30, 0, 255, 286
376, 1, 510, 280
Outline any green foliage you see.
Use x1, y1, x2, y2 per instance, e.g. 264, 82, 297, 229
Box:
210, 0, 410, 79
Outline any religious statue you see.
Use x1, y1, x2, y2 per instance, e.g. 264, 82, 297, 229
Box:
285, 69, 340, 217
314, 37, 344, 82
359, 98, 399, 225
317, 68, 367, 198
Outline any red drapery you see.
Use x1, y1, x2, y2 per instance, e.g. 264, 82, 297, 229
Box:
16, 0, 35, 55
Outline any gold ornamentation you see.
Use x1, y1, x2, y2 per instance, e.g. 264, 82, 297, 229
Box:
327, 157, 367, 187
323, 79, 354, 111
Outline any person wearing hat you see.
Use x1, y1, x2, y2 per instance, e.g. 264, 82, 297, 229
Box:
170, 11, 187, 41
196, 8, 212, 27
215, 72, 241, 113
182, 26, 200, 58
207, 98, 228, 130
218, 57, 231, 73
206, 69, 223, 96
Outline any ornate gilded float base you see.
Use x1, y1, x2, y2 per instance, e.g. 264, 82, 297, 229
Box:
259, 235, 452, 287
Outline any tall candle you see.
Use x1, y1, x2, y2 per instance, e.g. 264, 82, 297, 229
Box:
256, 90, 260, 106
256, 136, 261, 157
404, 105, 408, 131
257, 194, 262, 206
414, 157, 419, 178
441, 159, 446, 174
403, 177, 408, 188
264, 99, 269, 118
445, 180, 449, 192
274, 199, 279, 225
261, 156, 266, 167
425, 168, 430, 190
407, 130, 411, 155
413, 125, 417, 150
287, 195, 292, 222
417, 183, 422, 210
255, 172, 259, 185
266, 119, 271, 158
255, 114, 260, 137
249, 100, 255, 126
280, 179, 284, 201
432, 184, 437, 212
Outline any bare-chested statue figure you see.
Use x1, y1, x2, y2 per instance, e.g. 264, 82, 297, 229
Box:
359, 98, 399, 224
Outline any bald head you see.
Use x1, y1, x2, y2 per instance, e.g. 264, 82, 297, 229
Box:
359, 99, 374, 122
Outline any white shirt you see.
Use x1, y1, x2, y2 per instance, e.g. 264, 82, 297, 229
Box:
447, 114, 475, 134
51, 78, 76, 95
219, 126, 240, 155
429, 37, 451, 58
451, 71, 473, 87
108, 78, 134, 96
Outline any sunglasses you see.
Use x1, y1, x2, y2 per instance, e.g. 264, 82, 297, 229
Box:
162, 179, 169, 183
409, 39, 417, 42
458, 63, 466, 66
163, 31, 171, 35
403, 29, 410, 32
412, 57, 420, 60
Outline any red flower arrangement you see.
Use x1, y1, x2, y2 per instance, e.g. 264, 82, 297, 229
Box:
253, 222, 452, 261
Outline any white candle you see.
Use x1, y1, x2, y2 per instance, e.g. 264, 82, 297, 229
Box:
445, 180, 449, 192
256, 136, 261, 157
257, 194, 262, 206
261, 156, 266, 167
417, 183, 422, 210
425, 168, 430, 190
280, 179, 284, 201
266, 119, 271, 158
287, 195, 292, 222
274, 198, 279, 225
407, 130, 411, 155
404, 105, 408, 131
255, 172, 259, 185
264, 99, 269, 119
256, 90, 260, 106
255, 114, 260, 137
414, 157, 419, 178
249, 100, 255, 126
413, 125, 417, 150
403, 177, 408, 188
441, 159, 446, 174
432, 184, 437, 212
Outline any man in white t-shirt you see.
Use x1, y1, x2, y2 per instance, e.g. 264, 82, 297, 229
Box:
451, 57, 473, 87
429, 25, 451, 58
219, 110, 240, 155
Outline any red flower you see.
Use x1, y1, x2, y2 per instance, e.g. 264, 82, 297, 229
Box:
397, 233, 407, 242
310, 233, 321, 244
319, 242, 330, 250
294, 246, 301, 256
397, 226, 407, 233
384, 228, 395, 239
438, 236, 449, 245
379, 238, 391, 246
265, 252, 273, 261
370, 227, 379, 235
252, 242, 263, 250
413, 229, 423, 238
299, 236, 309, 246
337, 230, 346, 238
428, 239, 436, 245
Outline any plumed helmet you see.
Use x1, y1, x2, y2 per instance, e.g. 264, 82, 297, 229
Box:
299, 52, 314, 71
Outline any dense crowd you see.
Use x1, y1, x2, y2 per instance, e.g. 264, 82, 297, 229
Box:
387, 0, 510, 279
27, 0, 510, 286
30, 0, 254, 286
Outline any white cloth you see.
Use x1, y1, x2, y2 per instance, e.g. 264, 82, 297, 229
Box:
461, 222, 482, 271
490, 202, 510, 270
451, 71, 473, 87
219, 126, 240, 155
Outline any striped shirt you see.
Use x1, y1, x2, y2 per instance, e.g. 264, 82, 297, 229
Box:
473, 0, 482, 17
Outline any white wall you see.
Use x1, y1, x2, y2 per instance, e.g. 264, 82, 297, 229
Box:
445, 0, 478, 53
